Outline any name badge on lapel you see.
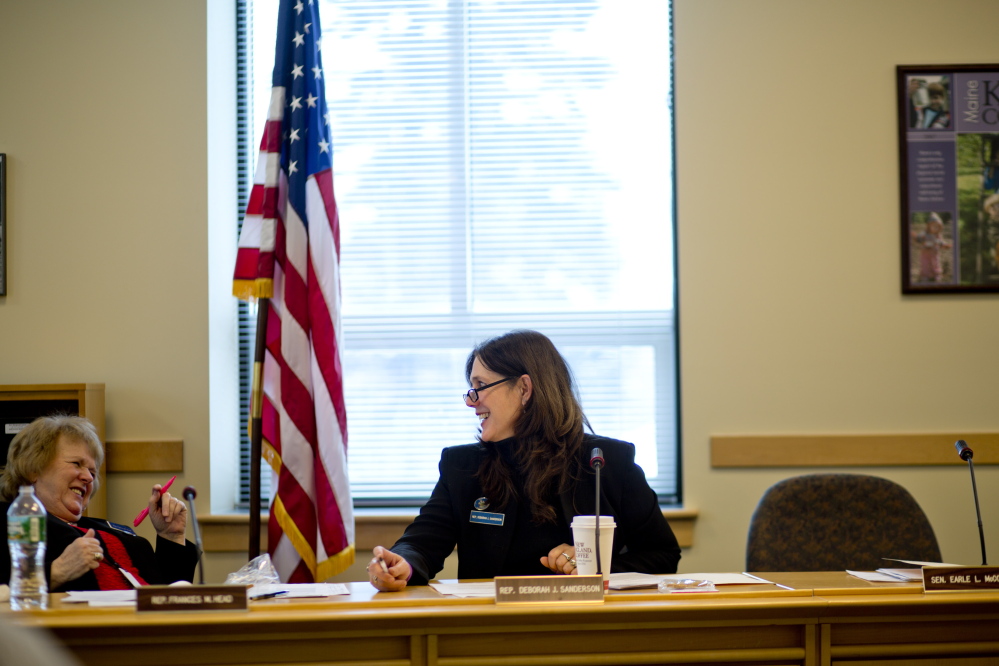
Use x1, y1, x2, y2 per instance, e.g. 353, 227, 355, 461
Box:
470, 497, 504, 525
470, 511, 505, 526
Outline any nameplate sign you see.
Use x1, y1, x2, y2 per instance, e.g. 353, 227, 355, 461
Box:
136, 585, 248, 612
922, 566, 999, 593
495, 575, 604, 604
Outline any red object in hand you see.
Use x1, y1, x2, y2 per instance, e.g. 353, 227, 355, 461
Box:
132, 475, 177, 527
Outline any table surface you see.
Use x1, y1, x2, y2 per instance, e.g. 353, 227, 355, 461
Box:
4, 571, 990, 626
4, 572, 999, 666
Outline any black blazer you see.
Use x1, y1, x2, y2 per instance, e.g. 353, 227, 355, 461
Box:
1, 502, 199, 591
391, 434, 681, 584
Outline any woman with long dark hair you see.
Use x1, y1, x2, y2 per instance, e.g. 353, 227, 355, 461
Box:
369, 330, 680, 590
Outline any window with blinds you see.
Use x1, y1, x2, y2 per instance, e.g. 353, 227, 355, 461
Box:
239, 0, 678, 507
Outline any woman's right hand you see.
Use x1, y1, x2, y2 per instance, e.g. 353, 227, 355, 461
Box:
50, 529, 103, 588
541, 543, 578, 574
367, 545, 411, 592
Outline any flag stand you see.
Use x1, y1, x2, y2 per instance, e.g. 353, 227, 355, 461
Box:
248, 297, 270, 559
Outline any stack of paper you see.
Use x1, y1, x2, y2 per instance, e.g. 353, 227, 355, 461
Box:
847, 559, 964, 583
63, 590, 137, 606
250, 583, 349, 598
609, 572, 775, 590
874, 568, 924, 582
429, 582, 496, 597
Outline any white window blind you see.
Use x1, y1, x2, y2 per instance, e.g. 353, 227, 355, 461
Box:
242, 0, 678, 506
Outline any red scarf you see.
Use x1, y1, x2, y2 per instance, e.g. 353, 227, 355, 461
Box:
73, 525, 149, 590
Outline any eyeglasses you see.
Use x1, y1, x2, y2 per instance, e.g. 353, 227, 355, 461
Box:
463, 377, 515, 405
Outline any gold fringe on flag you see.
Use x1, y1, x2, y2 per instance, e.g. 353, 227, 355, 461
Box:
232, 278, 275, 301
272, 494, 356, 580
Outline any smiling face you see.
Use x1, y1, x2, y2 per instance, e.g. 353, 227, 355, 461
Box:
468, 356, 528, 442
31, 435, 97, 522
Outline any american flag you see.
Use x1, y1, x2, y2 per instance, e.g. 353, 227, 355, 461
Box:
232, 0, 353, 583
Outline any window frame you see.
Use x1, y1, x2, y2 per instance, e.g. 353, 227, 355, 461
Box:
234, 0, 681, 510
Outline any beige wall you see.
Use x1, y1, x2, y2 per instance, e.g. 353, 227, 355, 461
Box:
676, 0, 999, 571
1, 0, 997, 583
0, 1, 217, 567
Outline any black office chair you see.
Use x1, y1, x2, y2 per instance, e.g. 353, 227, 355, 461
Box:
745, 473, 942, 571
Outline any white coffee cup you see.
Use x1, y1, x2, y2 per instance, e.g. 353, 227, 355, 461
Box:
570, 515, 616, 581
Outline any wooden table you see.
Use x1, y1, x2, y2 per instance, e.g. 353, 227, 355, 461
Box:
4, 573, 999, 666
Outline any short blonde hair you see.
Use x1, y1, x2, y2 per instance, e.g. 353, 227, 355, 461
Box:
0, 415, 104, 502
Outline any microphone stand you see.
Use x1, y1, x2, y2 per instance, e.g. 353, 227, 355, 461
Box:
595, 467, 601, 578
184, 486, 206, 584
955, 440, 988, 565
590, 448, 605, 579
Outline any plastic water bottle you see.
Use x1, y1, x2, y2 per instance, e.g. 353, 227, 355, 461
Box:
7, 485, 48, 610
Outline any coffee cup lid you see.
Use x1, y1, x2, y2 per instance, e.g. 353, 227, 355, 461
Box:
570, 515, 616, 527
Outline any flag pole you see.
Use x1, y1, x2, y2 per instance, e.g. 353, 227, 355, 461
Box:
248, 297, 270, 559
233, 0, 354, 582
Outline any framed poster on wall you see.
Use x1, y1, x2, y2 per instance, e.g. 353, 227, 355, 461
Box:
898, 65, 999, 293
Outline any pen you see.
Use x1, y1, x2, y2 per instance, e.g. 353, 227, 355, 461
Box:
253, 591, 289, 600
133, 475, 177, 527
377, 557, 390, 575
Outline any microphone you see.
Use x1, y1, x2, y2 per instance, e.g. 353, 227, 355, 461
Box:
590, 448, 604, 578
954, 441, 988, 565
183, 486, 206, 584
956, 439, 974, 461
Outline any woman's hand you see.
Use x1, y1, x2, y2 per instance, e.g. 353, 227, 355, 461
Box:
51, 529, 103, 588
367, 546, 411, 592
148, 484, 188, 545
541, 543, 577, 575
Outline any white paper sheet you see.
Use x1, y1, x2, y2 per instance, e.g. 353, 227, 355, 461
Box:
844, 560, 967, 584
873, 568, 924, 581
609, 572, 773, 590
429, 582, 496, 598
63, 590, 137, 606
882, 559, 964, 567
607, 573, 664, 589
847, 570, 913, 583
249, 583, 349, 598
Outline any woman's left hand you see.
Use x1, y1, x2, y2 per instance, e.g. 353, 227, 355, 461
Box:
148, 484, 188, 545
540, 543, 577, 575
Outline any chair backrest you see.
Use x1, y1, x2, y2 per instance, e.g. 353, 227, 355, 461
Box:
745, 473, 941, 571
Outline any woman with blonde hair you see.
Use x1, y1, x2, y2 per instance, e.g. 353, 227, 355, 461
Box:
1, 415, 197, 591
